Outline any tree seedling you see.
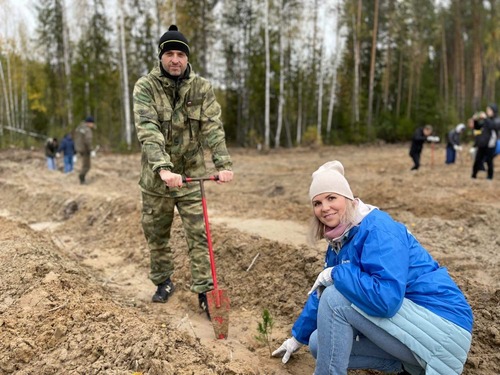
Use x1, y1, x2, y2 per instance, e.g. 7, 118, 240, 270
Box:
255, 308, 274, 356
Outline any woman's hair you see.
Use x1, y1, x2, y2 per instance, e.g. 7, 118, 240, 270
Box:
307, 197, 358, 244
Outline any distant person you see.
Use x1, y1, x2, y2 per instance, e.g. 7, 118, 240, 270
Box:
58, 133, 76, 173
272, 161, 473, 375
408, 124, 438, 170
45, 137, 58, 171
74, 116, 95, 184
471, 104, 499, 179
445, 123, 466, 164
133, 25, 233, 317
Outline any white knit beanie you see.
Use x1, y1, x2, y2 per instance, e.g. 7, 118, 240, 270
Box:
309, 161, 354, 201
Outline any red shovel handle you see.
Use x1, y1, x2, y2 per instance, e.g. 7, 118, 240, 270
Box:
183, 175, 221, 307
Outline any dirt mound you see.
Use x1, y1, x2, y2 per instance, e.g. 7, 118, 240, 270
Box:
0, 145, 498, 374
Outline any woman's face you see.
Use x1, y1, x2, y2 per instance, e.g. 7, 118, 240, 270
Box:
312, 192, 347, 228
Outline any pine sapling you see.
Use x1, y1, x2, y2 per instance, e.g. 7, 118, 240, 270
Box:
255, 308, 274, 356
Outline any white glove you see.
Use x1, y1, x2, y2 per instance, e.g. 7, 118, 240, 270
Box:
90, 150, 96, 157
427, 136, 440, 143
453, 145, 463, 151
73, 155, 78, 163
308, 267, 334, 297
272, 336, 303, 364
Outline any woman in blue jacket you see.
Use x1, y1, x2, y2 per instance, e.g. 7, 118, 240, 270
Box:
272, 161, 473, 375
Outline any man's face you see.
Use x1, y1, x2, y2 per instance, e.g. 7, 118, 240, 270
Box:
161, 50, 188, 76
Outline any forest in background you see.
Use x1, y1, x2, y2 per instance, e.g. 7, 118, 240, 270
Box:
1, 0, 500, 151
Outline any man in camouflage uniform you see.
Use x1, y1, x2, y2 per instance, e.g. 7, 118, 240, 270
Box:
133, 25, 233, 317
74, 116, 95, 184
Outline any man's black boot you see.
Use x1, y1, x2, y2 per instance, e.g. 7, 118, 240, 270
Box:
152, 278, 175, 303
198, 292, 211, 320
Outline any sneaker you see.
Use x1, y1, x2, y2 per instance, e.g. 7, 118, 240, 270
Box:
198, 292, 211, 320
152, 278, 175, 303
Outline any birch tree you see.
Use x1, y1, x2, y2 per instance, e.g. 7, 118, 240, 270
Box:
61, 0, 73, 127
352, 0, 362, 125
366, 0, 379, 132
119, 0, 132, 149
275, 0, 285, 148
326, 0, 343, 138
264, 0, 271, 149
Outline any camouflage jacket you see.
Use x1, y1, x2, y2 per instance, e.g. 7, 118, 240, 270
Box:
74, 122, 93, 154
133, 64, 232, 197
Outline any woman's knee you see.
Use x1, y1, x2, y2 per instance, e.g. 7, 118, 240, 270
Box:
309, 330, 318, 359
320, 285, 351, 310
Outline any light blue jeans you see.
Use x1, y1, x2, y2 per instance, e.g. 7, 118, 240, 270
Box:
46, 157, 57, 170
309, 285, 421, 375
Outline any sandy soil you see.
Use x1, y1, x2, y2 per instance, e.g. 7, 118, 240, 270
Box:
0, 144, 499, 375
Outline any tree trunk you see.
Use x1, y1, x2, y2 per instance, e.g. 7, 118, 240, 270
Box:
275, 0, 285, 148
62, 0, 73, 127
296, 78, 303, 145
453, 0, 465, 118
367, 0, 379, 135
472, 1, 482, 110
317, 41, 324, 144
327, 2, 342, 138
264, 0, 271, 150
0, 59, 12, 128
119, 0, 132, 149
352, 0, 362, 126
396, 51, 403, 117
441, 20, 449, 117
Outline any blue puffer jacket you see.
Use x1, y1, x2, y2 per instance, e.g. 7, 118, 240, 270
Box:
292, 209, 473, 345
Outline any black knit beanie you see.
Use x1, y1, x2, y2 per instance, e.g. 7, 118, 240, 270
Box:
158, 25, 190, 59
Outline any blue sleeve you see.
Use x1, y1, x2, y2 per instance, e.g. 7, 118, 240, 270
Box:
333, 225, 409, 318
291, 292, 320, 345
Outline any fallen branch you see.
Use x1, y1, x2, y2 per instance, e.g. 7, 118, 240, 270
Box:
246, 253, 260, 272
47, 301, 68, 312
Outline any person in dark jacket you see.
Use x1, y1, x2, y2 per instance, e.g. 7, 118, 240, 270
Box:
58, 133, 76, 173
445, 123, 466, 164
471, 104, 499, 179
408, 124, 437, 170
272, 161, 473, 375
45, 137, 58, 170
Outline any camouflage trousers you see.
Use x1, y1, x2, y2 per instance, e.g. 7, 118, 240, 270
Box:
141, 190, 213, 294
78, 152, 91, 181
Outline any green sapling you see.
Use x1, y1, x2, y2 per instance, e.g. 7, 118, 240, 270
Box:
255, 308, 274, 356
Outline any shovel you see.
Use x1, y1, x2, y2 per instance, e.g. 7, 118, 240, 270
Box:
183, 176, 230, 339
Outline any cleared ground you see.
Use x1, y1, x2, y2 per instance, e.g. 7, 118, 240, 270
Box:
0, 144, 498, 374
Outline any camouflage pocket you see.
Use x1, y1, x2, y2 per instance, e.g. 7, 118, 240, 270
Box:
157, 106, 173, 143
187, 104, 201, 138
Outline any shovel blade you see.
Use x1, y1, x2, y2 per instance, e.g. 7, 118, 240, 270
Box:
207, 289, 230, 339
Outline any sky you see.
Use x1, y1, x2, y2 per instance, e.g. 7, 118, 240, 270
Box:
1, 0, 36, 40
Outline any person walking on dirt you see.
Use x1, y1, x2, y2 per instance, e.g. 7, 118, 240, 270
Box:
133, 25, 233, 317
272, 161, 473, 375
74, 116, 95, 184
58, 133, 76, 173
408, 124, 438, 170
471, 104, 499, 180
445, 123, 466, 164
45, 137, 59, 171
